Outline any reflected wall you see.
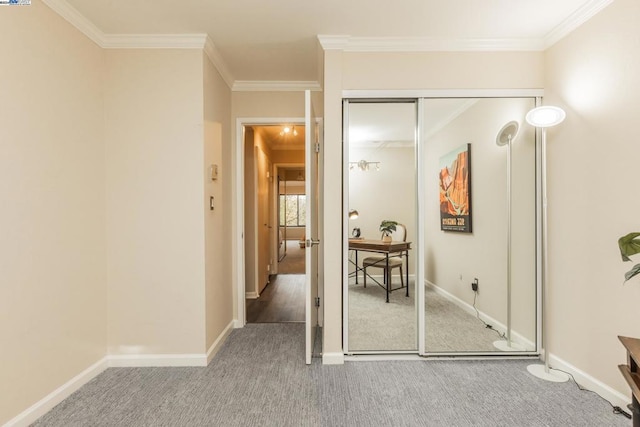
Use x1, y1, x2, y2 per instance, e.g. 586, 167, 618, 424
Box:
423, 97, 537, 353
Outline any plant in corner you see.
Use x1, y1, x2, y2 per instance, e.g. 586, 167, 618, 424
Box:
618, 232, 640, 283
379, 220, 398, 243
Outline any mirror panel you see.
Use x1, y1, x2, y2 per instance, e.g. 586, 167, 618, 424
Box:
423, 97, 537, 353
343, 97, 538, 355
347, 101, 418, 352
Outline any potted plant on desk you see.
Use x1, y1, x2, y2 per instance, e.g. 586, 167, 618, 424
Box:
379, 220, 398, 243
619, 232, 640, 283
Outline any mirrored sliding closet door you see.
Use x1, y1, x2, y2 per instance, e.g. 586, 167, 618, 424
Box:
344, 96, 539, 356
345, 100, 418, 352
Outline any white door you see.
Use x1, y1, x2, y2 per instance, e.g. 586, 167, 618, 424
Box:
305, 90, 319, 364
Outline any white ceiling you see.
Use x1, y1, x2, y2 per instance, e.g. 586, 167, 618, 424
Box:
56, 0, 612, 86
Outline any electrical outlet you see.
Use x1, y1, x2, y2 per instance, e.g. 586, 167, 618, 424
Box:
471, 278, 479, 292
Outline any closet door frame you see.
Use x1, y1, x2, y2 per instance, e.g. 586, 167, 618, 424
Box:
342, 89, 544, 358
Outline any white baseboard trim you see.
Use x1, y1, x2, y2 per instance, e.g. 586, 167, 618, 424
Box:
5, 357, 109, 427
206, 320, 234, 364
233, 319, 244, 328
245, 291, 259, 299
546, 353, 630, 409
107, 353, 208, 367
425, 280, 536, 351
322, 352, 345, 365
7, 323, 238, 425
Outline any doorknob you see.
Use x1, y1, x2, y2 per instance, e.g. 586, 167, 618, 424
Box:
305, 238, 321, 248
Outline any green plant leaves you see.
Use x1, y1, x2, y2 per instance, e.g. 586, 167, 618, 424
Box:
624, 264, 640, 283
619, 232, 640, 262
379, 220, 398, 235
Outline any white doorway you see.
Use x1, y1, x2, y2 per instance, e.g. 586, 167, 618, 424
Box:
234, 93, 323, 363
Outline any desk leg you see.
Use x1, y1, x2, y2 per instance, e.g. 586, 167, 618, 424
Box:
386, 254, 390, 303
633, 395, 640, 427
355, 250, 359, 284
405, 251, 409, 297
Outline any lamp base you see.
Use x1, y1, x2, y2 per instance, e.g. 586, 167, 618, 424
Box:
527, 363, 570, 382
493, 340, 527, 352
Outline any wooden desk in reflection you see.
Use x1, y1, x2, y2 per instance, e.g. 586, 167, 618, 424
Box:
349, 238, 411, 303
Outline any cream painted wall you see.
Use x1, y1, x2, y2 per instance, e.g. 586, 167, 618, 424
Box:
104, 49, 206, 355
322, 49, 345, 358
243, 128, 277, 296
544, 0, 640, 397
0, 2, 106, 424
203, 55, 233, 351
423, 98, 536, 345
232, 92, 305, 119
323, 49, 544, 357
255, 131, 273, 293
243, 128, 258, 297
343, 52, 544, 90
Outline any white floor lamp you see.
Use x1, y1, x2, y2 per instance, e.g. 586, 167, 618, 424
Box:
526, 105, 570, 382
493, 121, 526, 352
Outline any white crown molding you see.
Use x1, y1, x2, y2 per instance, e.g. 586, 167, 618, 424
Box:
232, 80, 322, 92
317, 35, 351, 50
204, 36, 235, 88
41, 0, 237, 89
102, 33, 207, 49
346, 36, 544, 52
544, 0, 614, 48
320, 35, 544, 52
41, 0, 105, 47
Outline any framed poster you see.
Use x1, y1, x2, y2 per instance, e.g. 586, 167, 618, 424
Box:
439, 143, 472, 232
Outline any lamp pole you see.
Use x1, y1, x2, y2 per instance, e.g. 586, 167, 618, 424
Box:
493, 122, 524, 353
526, 106, 569, 382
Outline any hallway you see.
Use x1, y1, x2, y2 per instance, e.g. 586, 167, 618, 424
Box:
246, 274, 305, 323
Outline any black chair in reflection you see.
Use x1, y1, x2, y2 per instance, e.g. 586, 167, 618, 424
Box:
362, 224, 407, 289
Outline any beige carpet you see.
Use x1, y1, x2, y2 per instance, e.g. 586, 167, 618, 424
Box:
348, 278, 508, 353
278, 240, 305, 274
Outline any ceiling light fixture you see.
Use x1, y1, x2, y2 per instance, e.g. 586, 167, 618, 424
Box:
280, 125, 298, 137
348, 160, 380, 171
